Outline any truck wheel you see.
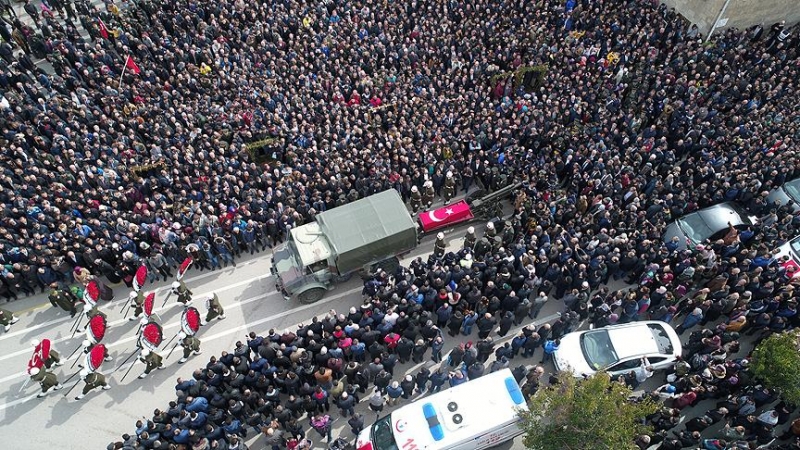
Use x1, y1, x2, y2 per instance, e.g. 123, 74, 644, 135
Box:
297, 288, 325, 304
334, 273, 352, 282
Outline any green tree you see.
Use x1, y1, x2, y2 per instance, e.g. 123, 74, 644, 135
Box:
750, 330, 800, 405
519, 372, 657, 450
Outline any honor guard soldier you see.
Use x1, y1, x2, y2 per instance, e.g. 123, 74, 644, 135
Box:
0, 307, 20, 332
48, 283, 79, 317
137, 349, 165, 379
31, 339, 64, 368
422, 180, 435, 208
474, 237, 491, 259
203, 293, 226, 324
443, 172, 456, 205
178, 332, 202, 364
410, 186, 422, 213
433, 232, 446, 257
463, 226, 476, 250
171, 281, 193, 305
30, 367, 62, 398
128, 291, 145, 321
76, 368, 111, 400
484, 221, 496, 239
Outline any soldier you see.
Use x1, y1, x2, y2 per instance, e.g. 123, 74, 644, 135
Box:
203, 293, 226, 324
137, 349, 165, 379
48, 283, 79, 317
178, 333, 202, 364
31, 339, 64, 368
0, 307, 20, 332
422, 180, 435, 208
502, 222, 515, 246
484, 221, 496, 239
171, 281, 193, 305
433, 232, 446, 257
127, 291, 145, 322
75, 368, 111, 400
82, 339, 113, 362
463, 227, 476, 250
443, 172, 456, 205
410, 186, 422, 213
30, 367, 62, 398
474, 238, 491, 259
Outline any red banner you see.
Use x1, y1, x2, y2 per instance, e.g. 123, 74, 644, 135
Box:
418, 200, 474, 233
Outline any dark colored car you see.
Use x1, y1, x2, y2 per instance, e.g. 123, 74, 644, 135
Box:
663, 202, 759, 250
767, 178, 800, 213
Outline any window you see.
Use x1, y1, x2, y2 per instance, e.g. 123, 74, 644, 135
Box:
580, 330, 619, 370
372, 415, 399, 450
648, 324, 674, 354
608, 358, 641, 372
677, 214, 714, 245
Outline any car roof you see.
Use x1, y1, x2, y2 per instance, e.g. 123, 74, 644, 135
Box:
690, 202, 750, 231
606, 323, 659, 359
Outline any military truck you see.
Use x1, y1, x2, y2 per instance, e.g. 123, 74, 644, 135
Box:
270, 189, 418, 303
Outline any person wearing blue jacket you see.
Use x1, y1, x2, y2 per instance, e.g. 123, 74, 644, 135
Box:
540, 339, 560, 365
677, 308, 704, 335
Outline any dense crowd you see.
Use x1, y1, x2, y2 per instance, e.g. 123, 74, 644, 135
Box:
0, 0, 799, 447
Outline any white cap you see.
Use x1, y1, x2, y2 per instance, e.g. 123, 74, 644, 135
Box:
29, 367, 40, 375
80, 369, 90, 379
171, 282, 180, 289
82, 339, 90, 348
411, 185, 418, 192
177, 332, 187, 340
467, 227, 474, 234
31, 339, 40, 347
83, 303, 92, 313
446, 171, 452, 178
487, 222, 494, 229
140, 317, 148, 326
141, 349, 151, 357
437, 232, 444, 240
129, 291, 137, 299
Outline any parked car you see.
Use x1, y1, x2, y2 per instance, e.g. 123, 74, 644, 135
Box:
553, 321, 682, 378
663, 202, 759, 250
767, 178, 800, 213
773, 235, 800, 278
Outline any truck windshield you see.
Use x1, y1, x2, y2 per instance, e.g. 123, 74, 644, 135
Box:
371, 415, 399, 450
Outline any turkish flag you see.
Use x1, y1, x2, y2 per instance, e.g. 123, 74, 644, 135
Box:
418, 200, 474, 233
97, 18, 109, 39
782, 259, 800, 278
125, 55, 141, 75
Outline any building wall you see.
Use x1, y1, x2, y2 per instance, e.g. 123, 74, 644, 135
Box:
662, 0, 800, 37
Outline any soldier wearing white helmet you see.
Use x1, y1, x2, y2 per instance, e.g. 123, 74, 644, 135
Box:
443, 171, 456, 205
137, 348, 165, 379
422, 180, 435, 207
30, 367, 62, 398
464, 226, 477, 249
410, 185, 422, 213
171, 280, 193, 305
484, 221, 496, 238
31, 338, 64, 368
178, 332, 202, 364
434, 232, 446, 256
0, 307, 20, 332
202, 293, 226, 324
75, 368, 111, 400
127, 290, 145, 322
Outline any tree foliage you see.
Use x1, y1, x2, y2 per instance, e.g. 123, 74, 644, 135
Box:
750, 330, 800, 405
519, 371, 657, 450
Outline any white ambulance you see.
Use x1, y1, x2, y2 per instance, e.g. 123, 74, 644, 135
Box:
356, 368, 529, 450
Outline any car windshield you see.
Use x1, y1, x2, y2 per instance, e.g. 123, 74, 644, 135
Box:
371, 415, 399, 450
580, 330, 618, 369
790, 237, 800, 256
648, 324, 674, 354
677, 214, 714, 245
784, 179, 800, 203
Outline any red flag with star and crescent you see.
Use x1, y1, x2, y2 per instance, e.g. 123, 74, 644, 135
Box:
97, 18, 109, 40
125, 55, 141, 75
418, 200, 474, 233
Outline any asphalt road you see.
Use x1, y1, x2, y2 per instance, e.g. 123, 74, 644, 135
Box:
0, 209, 566, 449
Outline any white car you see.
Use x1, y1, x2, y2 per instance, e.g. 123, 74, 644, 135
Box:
773, 236, 800, 278
553, 321, 682, 378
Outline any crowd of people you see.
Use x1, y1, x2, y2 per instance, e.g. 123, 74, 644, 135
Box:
0, 0, 798, 447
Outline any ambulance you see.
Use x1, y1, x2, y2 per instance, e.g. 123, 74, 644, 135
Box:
356, 368, 529, 450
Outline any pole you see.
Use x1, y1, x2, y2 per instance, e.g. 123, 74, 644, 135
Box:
62, 369, 81, 385
161, 333, 177, 351
160, 291, 173, 308
706, 0, 733, 42
123, 302, 134, 320
118, 58, 128, 87
120, 358, 139, 382
68, 313, 81, 333
17, 377, 31, 394
70, 315, 84, 339
65, 342, 83, 361
165, 342, 180, 360
69, 349, 84, 369
62, 378, 82, 398
112, 350, 139, 375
